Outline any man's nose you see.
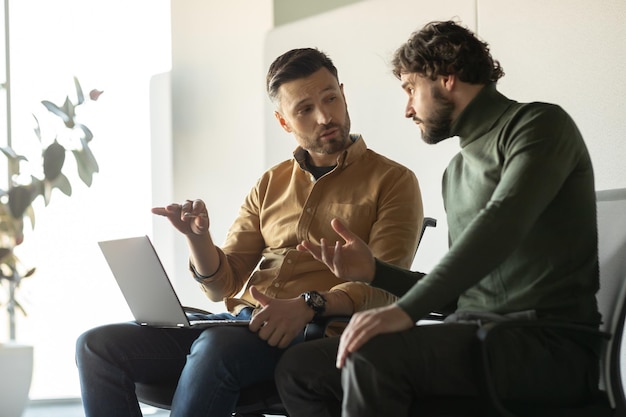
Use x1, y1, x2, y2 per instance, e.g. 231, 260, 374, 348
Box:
405, 99, 415, 119
316, 108, 333, 125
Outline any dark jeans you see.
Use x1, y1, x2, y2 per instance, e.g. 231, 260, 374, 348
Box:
76, 308, 302, 417
275, 322, 599, 417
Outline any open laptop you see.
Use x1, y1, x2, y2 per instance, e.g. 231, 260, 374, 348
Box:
98, 235, 250, 328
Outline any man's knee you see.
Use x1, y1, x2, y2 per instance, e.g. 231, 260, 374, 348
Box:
344, 332, 405, 376
276, 338, 341, 391
76, 324, 125, 364
276, 339, 324, 386
274, 346, 298, 390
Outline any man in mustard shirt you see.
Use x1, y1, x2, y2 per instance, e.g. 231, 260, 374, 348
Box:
276, 21, 601, 417
75, 48, 423, 417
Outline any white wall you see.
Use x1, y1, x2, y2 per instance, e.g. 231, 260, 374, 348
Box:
262, 0, 626, 272
263, 0, 475, 272
169, 0, 626, 299
168, 0, 273, 311
2, 0, 171, 399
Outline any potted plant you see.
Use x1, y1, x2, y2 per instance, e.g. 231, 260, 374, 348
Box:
0, 76, 102, 417
0, 76, 103, 341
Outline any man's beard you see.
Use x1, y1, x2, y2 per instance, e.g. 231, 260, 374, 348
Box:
420, 85, 455, 145
305, 112, 352, 155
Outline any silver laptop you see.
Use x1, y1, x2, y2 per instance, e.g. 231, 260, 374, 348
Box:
98, 235, 250, 328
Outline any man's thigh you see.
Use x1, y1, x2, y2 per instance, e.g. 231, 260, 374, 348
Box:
349, 322, 599, 402
351, 323, 480, 397
275, 335, 342, 394
275, 336, 343, 417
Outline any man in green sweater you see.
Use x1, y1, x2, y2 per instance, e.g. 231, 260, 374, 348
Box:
274, 20, 601, 417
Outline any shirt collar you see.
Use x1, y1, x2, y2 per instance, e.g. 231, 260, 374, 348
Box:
451, 83, 515, 148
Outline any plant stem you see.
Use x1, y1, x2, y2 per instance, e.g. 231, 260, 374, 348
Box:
8, 278, 16, 341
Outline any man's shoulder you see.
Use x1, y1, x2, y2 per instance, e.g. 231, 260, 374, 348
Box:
258, 158, 297, 180
507, 100, 570, 123
266, 157, 296, 171
362, 148, 415, 173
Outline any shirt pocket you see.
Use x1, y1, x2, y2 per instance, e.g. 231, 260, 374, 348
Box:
315, 203, 374, 243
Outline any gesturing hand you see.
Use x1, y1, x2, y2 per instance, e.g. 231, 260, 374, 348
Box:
336, 304, 414, 368
248, 286, 315, 349
297, 218, 376, 283
151, 199, 210, 236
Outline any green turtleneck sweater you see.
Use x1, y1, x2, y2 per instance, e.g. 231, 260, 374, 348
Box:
372, 84, 600, 326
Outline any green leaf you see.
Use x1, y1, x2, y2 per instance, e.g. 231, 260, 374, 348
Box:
72, 142, 99, 187
41, 100, 70, 123
0, 146, 28, 163
7, 186, 35, 218
23, 202, 36, 230
43, 173, 72, 205
14, 299, 27, 316
74, 76, 85, 105
43, 140, 66, 181
61, 97, 76, 129
76, 123, 94, 142
29, 176, 45, 201
32, 114, 42, 142
0, 248, 11, 260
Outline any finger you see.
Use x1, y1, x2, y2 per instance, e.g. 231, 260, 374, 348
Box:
277, 330, 297, 349
299, 241, 323, 260
332, 240, 343, 271
192, 199, 207, 213
330, 218, 356, 243
336, 314, 360, 368
184, 200, 208, 219
277, 333, 292, 349
151, 207, 167, 216
320, 238, 339, 269
188, 215, 210, 236
248, 308, 267, 332
344, 320, 377, 355
319, 238, 332, 266
336, 312, 377, 368
266, 328, 284, 347
336, 327, 353, 368
179, 200, 194, 219
249, 286, 270, 307
257, 320, 276, 343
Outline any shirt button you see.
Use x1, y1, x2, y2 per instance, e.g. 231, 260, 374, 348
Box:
287, 259, 293, 264
306, 207, 312, 214
274, 283, 280, 288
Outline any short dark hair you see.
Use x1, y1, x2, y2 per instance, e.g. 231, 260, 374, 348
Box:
266, 48, 339, 103
392, 20, 504, 84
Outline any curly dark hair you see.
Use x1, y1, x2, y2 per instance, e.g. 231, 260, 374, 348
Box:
266, 48, 339, 103
392, 20, 504, 84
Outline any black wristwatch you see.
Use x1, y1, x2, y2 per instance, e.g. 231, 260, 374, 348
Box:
301, 291, 327, 317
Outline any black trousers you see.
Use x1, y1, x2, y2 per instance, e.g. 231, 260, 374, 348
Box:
274, 322, 599, 417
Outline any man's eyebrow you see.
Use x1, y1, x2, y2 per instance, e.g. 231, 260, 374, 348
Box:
292, 85, 337, 109
400, 81, 410, 90
292, 97, 312, 110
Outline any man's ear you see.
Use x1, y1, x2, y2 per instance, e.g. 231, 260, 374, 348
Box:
274, 111, 292, 133
440, 74, 456, 92
339, 83, 348, 104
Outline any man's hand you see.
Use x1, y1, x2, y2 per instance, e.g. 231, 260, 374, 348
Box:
297, 218, 376, 283
151, 199, 210, 236
248, 286, 315, 348
336, 304, 414, 368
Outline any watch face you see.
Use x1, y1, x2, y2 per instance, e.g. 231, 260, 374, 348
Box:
309, 292, 324, 307
304, 291, 326, 313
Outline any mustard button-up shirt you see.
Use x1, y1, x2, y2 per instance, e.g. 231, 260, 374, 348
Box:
195, 135, 423, 313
